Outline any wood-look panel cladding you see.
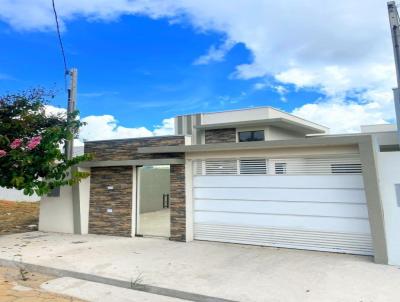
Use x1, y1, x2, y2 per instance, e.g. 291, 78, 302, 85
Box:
89, 166, 133, 237
205, 128, 236, 144
84, 136, 185, 161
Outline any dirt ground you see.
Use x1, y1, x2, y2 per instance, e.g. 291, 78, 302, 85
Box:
0, 266, 85, 301
0, 201, 39, 235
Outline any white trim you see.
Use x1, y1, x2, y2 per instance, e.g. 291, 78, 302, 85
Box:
185, 159, 194, 242
131, 166, 137, 237
135, 166, 141, 236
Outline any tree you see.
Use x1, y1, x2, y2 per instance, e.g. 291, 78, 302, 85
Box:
0, 89, 91, 196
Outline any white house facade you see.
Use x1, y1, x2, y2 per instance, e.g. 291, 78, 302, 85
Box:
39, 107, 400, 266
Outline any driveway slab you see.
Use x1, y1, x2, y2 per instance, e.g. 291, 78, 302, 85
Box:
0, 232, 400, 302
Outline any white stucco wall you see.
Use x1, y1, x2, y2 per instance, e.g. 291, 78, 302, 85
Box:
187, 145, 360, 161
0, 188, 40, 202
377, 151, 400, 266
267, 126, 304, 140
202, 107, 270, 124
39, 185, 74, 234
185, 159, 194, 242
201, 107, 327, 133
39, 168, 91, 235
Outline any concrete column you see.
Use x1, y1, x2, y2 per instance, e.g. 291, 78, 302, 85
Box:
359, 136, 389, 264
185, 159, 194, 242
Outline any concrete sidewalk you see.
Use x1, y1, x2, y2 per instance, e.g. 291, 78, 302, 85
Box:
0, 232, 400, 302
41, 277, 186, 302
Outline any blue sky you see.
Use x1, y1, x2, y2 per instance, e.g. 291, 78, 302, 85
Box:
0, 1, 396, 138
0, 16, 320, 128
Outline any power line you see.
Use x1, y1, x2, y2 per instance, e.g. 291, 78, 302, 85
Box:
51, 0, 69, 89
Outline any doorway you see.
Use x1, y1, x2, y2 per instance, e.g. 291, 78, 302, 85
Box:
136, 165, 170, 237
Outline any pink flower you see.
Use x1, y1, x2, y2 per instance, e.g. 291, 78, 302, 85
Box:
27, 136, 42, 150
0, 150, 6, 158
10, 138, 22, 149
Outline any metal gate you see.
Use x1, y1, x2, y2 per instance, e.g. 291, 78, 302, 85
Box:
192, 156, 373, 255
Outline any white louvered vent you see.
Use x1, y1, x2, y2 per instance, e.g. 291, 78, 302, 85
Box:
194, 156, 363, 176
193, 160, 203, 176
205, 159, 237, 175
269, 157, 363, 175
331, 163, 362, 174
239, 159, 267, 175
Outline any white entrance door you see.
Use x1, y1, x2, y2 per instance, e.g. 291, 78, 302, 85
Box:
193, 157, 374, 256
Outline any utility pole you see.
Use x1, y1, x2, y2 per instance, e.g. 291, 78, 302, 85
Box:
388, 1, 400, 141
64, 68, 81, 234
65, 68, 78, 160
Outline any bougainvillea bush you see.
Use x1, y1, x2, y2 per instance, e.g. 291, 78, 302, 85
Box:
0, 89, 91, 196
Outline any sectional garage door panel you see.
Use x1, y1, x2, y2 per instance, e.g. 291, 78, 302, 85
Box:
193, 173, 373, 255
193, 175, 365, 189
195, 224, 374, 255
195, 199, 370, 219
194, 187, 367, 204
195, 211, 371, 234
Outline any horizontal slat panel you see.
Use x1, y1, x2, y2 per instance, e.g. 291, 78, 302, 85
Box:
205, 159, 237, 175
196, 229, 373, 248
239, 159, 267, 174
194, 212, 371, 234
194, 187, 367, 204
193, 175, 365, 189
194, 224, 373, 255
193, 156, 363, 176
194, 199, 369, 218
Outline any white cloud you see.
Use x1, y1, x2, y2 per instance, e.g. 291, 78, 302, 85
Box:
0, 0, 397, 132
293, 98, 391, 134
153, 118, 175, 136
194, 39, 236, 65
79, 115, 174, 142
253, 82, 267, 90
44, 105, 175, 141
79, 115, 153, 141
44, 105, 67, 116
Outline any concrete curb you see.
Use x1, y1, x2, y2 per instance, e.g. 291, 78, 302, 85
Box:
0, 258, 238, 302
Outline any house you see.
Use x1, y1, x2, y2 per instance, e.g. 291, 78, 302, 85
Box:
39, 106, 400, 266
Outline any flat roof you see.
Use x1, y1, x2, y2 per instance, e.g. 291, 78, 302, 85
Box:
194, 117, 326, 134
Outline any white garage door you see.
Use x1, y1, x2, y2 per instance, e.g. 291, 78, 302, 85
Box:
193, 157, 374, 255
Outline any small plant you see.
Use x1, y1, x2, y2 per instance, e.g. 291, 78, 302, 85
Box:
130, 272, 144, 288
19, 267, 29, 281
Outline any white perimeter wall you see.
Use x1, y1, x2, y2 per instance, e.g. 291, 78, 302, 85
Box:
39, 167, 91, 235
0, 188, 40, 202
377, 151, 400, 266
39, 185, 74, 233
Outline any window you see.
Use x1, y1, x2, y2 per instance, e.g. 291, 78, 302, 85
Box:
380, 144, 400, 152
275, 163, 287, 174
238, 130, 265, 142
240, 159, 267, 174
47, 187, 61, 197
331, 163, 362, 174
